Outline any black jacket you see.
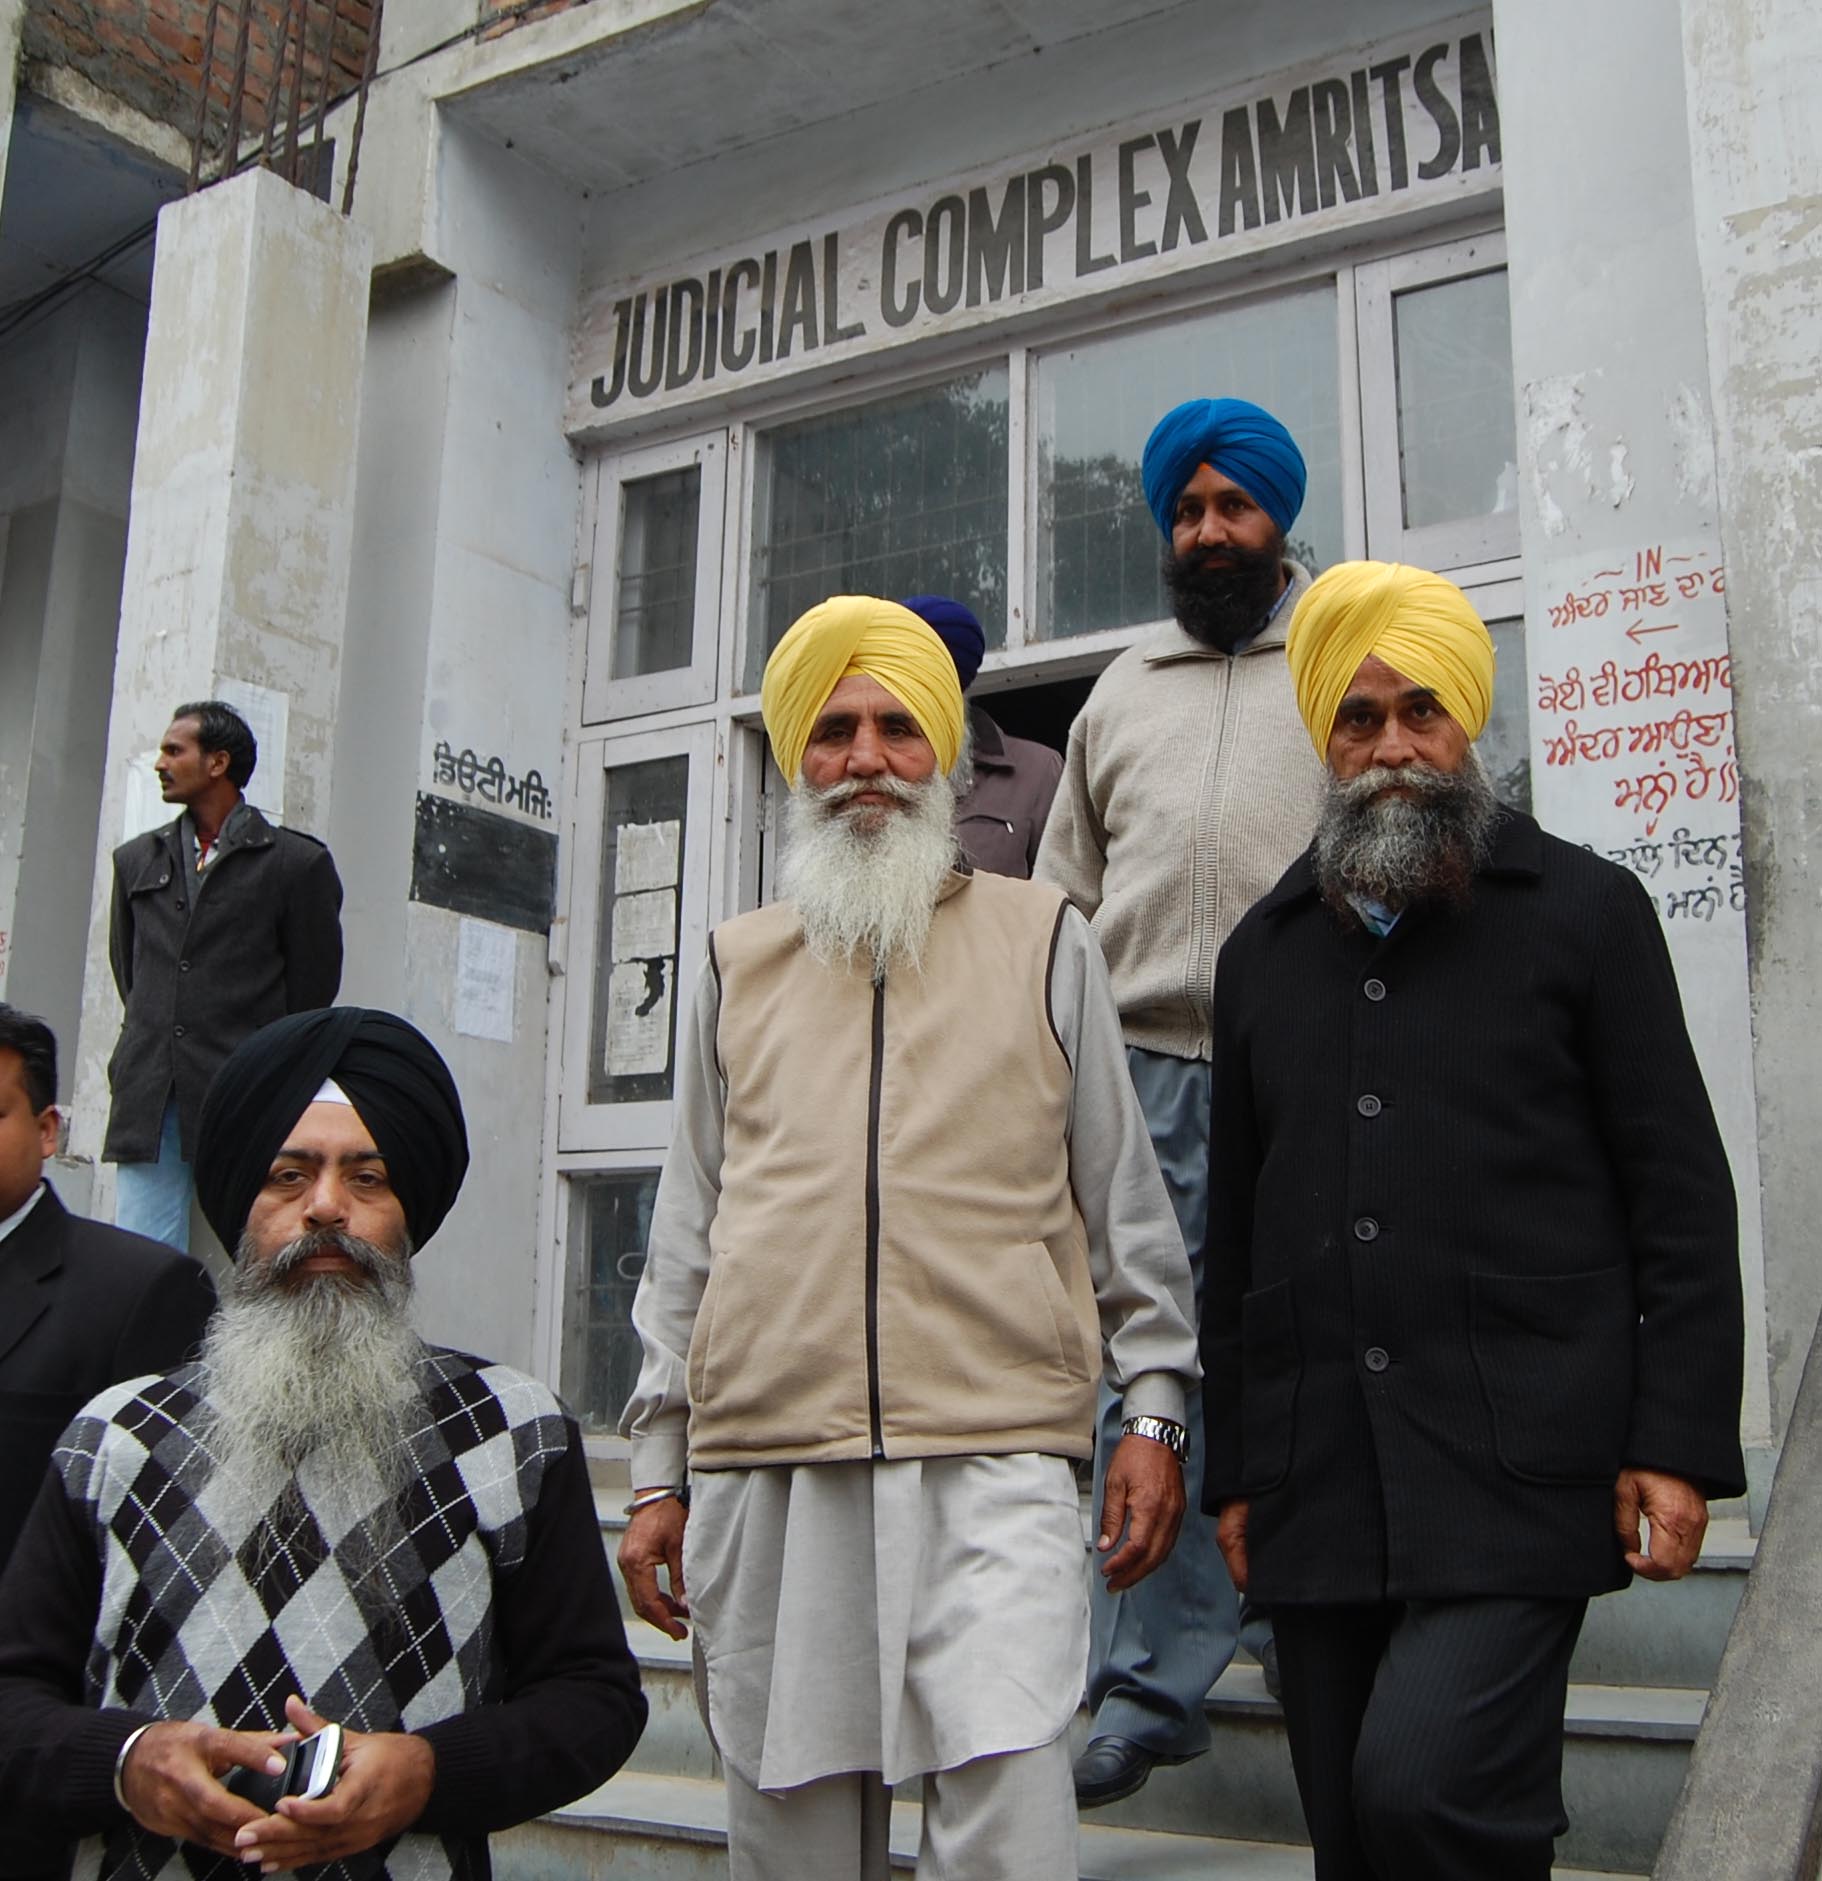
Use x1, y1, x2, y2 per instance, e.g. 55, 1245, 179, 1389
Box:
1201, 810, 1746, 1604
0, 1185, 215, 1573
105, 805, 343, 1161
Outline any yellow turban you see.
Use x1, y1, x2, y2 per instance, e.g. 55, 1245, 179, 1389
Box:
1286, 561, 1496, 757
761, 595, 966, 786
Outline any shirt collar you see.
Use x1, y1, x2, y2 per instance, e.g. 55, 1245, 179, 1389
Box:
0, 1180, 47, 1246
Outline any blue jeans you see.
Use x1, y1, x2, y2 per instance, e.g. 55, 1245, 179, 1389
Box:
1085, 1046, 1270, 1756
114, 1097, 194, 1253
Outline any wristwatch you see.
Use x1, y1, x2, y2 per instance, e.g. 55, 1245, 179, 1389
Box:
1121, 1413, 1189, 1464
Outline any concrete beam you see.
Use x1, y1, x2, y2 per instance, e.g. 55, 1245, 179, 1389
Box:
67, 168, 371, 1183
1653, 1313, 1822, 1877
1680, 0, 1822, 1445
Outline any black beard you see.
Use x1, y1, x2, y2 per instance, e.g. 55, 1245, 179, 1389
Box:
1313, 758, 1499, 920
1162, 536, 1287, 652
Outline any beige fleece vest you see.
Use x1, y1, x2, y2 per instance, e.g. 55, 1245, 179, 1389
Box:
685, 870, 1098, 1468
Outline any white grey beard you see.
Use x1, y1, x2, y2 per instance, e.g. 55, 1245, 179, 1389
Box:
200, 1231, 427, 1551
1313, 749, 1498, 915
780, 768, 959, 979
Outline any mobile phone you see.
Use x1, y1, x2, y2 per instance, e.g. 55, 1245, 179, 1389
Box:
225, 1722, 344, 1810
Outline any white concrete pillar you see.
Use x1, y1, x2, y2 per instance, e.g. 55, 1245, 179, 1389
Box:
68, 167, 371, 1185
1493, 0, 1772, 1493
0, 0, 24, 209
1680, 0, 1822, 1447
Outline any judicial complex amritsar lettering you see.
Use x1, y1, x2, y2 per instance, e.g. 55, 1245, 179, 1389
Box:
579, 22, 1499, 418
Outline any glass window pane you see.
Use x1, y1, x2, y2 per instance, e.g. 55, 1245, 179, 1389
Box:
747, 369, 1010, 691
1393, 270, 1518, 531
1483, 614, 1531, 810
1033, 285, 1342, 640
589, 755, 688, 1105
563, 1171, 659, 1434
611, 467, 701, 679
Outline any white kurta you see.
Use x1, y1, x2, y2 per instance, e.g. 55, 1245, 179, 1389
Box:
686, 1453, 1086, 1793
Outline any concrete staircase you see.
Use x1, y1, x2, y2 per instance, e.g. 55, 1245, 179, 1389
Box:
493, 1489, 1754, 1879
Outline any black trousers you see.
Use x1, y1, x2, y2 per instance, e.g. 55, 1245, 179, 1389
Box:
1272, 1596, 1588, 1881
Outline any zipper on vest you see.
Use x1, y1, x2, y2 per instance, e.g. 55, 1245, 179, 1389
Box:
865, 976, 886, 1458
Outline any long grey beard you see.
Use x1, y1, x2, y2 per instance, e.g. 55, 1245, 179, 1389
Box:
1313, 750, 1498, 917
199, 1230, 427, 1581
780, 768, 959, 979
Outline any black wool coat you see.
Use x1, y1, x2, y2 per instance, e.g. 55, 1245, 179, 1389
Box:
104, 805, 343, 1162
1201, 809, 1746, 1605
0, 1185, 216, 1572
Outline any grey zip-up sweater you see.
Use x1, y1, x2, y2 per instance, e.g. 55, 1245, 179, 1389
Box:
1035, 565, 1326, 1061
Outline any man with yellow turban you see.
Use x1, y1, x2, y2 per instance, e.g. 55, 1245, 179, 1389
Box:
616, 596, 1201, 1880
1202, 562, 1746, 1880
1036, 396, 1324, 1808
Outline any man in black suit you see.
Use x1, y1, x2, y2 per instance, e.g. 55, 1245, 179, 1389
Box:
1202, 563, 1745, 1881
0, 1002, 216, 1881
0, 1002, 217, 1571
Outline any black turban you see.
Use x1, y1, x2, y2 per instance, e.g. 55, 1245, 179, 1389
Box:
195, 1007, 469, 1254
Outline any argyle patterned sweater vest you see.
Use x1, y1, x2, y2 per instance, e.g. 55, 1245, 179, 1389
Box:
57, 1348, 569, 1881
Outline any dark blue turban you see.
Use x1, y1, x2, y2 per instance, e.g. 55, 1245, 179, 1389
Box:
901, 594, 985, 692
1140, 397, 1307, 539
195, 1007, 469, 1254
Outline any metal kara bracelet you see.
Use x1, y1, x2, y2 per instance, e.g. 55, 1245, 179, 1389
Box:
1121, 1414, 1190, 1464
624, 1485, 690, 1516
113, 1724, 154, 1809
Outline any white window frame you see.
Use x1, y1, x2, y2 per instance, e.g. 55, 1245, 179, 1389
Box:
581, 431, 728, 724
557, 721, 716, 1154
1356, 230, 1517, 572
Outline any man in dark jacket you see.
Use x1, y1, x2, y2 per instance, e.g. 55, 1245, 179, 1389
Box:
1202, 561, 1745, 1881
0, 1001, 215, 1881
106, 700, 343, 1250
901, 595, 1062, 878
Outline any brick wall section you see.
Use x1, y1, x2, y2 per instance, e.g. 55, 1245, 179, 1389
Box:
23, 0, 372, 161
477, 0, 578, 43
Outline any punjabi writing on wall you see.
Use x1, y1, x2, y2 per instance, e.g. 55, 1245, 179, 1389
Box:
1533, 546, 1735, 843
431, 742, 554, 820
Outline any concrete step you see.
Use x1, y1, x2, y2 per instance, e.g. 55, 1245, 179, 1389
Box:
613, 1635, 1700, 1874
495, 1769, 1646, 1879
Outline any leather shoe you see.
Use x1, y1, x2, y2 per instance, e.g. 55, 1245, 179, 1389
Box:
1072, 1735, 1194, 1808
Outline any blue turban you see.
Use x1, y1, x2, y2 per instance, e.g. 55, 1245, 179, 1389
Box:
1140, 397, 1307, 539
900, 594, 985, 691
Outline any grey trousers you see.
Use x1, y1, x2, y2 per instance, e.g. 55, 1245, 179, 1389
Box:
723, 1735, 1077, 1881
1085, 1045, 1267, 1754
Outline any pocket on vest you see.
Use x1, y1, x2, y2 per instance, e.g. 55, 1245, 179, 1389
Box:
1470, 1265, 1634, 1485
1240, 1279, 1300, 1493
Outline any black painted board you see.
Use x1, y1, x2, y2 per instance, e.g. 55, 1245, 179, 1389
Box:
410, 792, 557, 935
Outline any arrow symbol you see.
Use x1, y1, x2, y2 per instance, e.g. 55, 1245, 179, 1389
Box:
1625, 620, 1681, 643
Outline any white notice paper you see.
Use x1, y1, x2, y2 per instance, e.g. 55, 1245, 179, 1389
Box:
610, 888, 677, 961
121, 750, 168, 840
614, 819, 681, 894
603, 958, 672, 1075
215, 678, 290, 826
454, 918, 516, 1043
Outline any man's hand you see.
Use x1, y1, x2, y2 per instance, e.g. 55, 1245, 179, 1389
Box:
117, 1720, 293, 1856
1615, 1467, 1709, 1581
1215, 1497, 1250, 1594
232, 1695, 434, 1872
617, 1494, 690, 1639
1096, 1433, 1185, 1592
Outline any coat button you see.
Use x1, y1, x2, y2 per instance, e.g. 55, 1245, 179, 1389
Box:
1363, 977, 1387, 1001
1354, 1216, 1380, 1242
175, 899, 187, 911
178, 960, 191, 973
1364, 1346, 1390, 1373
1357, 1093, 1382, 1117
173, 1024, 185, 1038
